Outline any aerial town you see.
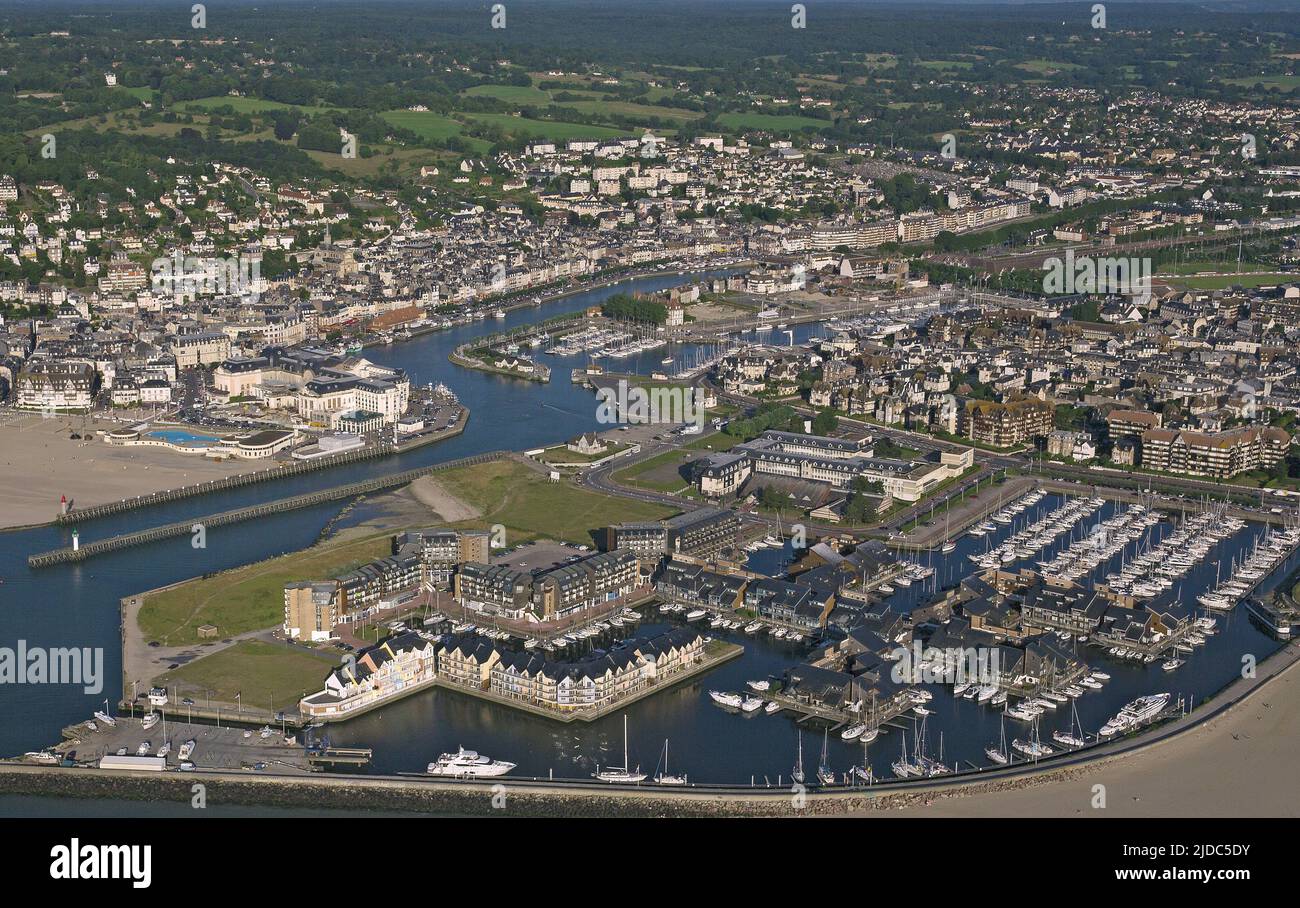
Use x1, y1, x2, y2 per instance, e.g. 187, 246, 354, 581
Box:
1, 0, 1299, 851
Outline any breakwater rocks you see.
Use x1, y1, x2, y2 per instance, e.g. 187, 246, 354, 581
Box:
0, 759, 1112, 818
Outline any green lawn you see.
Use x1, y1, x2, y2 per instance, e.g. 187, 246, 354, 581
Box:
612, 448, 699, 494
464, 84, 554, 105
1173, 273, 1294, 290
1158, 260, 1272, 275
181, 95, 337, 116
538, 441, 631, 464
1015, 59, 1083, 74
554, 98, 703, 123
464, 113, 629, 141
137, 533, 395, 645
155, 640, 339, 708
1223, 75, 1300, 91
436, 458, 676, 543
717, 112, 828, 132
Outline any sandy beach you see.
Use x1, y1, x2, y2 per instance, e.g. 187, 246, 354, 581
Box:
0, 412, 266, 529
881, 645, 1300, 818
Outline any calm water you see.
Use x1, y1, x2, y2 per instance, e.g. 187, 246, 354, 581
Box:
0, 272, 1288, 791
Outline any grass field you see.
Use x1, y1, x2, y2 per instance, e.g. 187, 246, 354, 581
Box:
537, 441, 631, 464
379, 110, 494, 153
1158, 260, 1272, 275
115, 86, 157, 101
464, 113, 629, 141
1171, 273, 1294, 290
608, 432, 733, 494
155, 640, 339, 707
464, 84, 553, 104
554, 98, 703, 122
1223, 75, 1300, 91
304, 144, 441, 178
716, 112, 828, 132
181, 95, 337, 116
137, 533, 395, 645
611, 446, 709, 494
1015, 59, 1083, 74
436, 459, 675, 543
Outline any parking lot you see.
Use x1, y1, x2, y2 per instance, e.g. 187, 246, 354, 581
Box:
59, 713, 314, 774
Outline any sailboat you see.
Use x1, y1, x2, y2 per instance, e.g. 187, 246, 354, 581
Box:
654, 738, 687, 785
93, 699, 117, 727
940, 511, 956, 553
817, 729, 836, 786
891, 729, 922, 778
1052, 701, 1088, 748
792, 730, 805, 784
985, 714, 1010, 765
859, 692, 880, 744
593, 715, 648, 782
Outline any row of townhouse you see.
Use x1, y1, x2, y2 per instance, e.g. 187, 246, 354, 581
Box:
299, 631, 440, 718
958, 567, 1192, 658
436, 627, 707, 713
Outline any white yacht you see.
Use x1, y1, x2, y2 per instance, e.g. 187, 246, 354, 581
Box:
709, 690, 743, 708
427, 746, 517, 777
141, 712, 160, 731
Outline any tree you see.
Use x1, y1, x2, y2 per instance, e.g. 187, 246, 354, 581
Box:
811, 407, 838, 435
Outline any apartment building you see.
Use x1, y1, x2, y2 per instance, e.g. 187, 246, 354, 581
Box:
1138, 425, 1290, 479
959, 399, 1054, 447
663, 508, 741, 559
454, 549, 640, 621
14, 359, 95, 411
1106, 408, 1162, 440
393, 527, 493, 588
282, 552, 422, 639
283, 581, 344, 642
170, 331, 232, 368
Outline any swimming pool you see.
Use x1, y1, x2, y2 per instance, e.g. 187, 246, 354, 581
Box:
146, 430, 220, 446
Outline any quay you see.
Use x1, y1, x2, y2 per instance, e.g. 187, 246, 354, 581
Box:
27, 450, 506, 568
307, 746, 373, 769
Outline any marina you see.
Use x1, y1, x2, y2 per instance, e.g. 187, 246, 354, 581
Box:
3, 277, 1297, 787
